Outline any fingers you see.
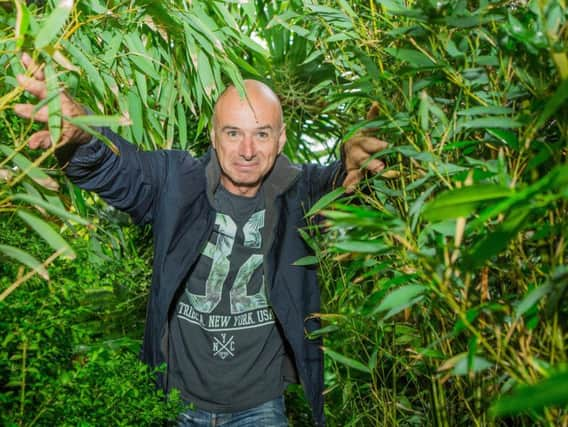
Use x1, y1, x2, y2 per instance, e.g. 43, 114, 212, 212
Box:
366, 102, 379, 120
21, 52, 45, 80
27, 130, 52, 150
342, 170, 361, 194
344, 136, 388, 169
347, 136, 388, 153
13, 103, 49, 122
364, 158, 385, 174
16, 74, 47, 99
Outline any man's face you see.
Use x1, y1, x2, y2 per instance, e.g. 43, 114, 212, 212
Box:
211, 83, 286, 197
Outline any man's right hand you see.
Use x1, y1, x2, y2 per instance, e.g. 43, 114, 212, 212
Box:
14, 53, 91, 150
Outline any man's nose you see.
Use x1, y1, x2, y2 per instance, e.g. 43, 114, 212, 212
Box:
240, 134, 255, 160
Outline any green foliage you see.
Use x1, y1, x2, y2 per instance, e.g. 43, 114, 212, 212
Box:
282, 0, 568, 425
0, 218, 182, 425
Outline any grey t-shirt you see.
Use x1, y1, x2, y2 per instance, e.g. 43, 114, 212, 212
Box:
167, 185, 286, 412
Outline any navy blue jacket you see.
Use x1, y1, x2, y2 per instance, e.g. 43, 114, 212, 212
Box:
64, 128, 345, 426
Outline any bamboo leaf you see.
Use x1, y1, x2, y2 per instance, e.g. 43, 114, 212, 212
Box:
292, 256, 318, 266
17, 210, 75, 259
68, 115, 130, 128
322, 347, 371, 374
334, 240, 387, 253
514, 284, 552, 320
62, 40, 106, 98
0, 145, 59, 191
34, 0, 73, 49
44, 63, 62, 145
422, 185, 512, 221
14, 0, 31, 50
0, 244, 49, 280
491, 371, 568, 416
372, 284, 426, 316
305, 187, 345, 217
532, 79, 568, 133
458, 117, 523, 129
12, 194, 90, 225
384, 48, 436, 68
127, 90, 144, 143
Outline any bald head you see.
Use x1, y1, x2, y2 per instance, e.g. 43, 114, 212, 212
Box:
209, 79, 287, 197
212, 80, 283, 129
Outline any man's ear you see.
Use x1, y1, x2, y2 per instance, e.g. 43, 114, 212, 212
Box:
277, 125, 287, 154
210, 128, 216, 149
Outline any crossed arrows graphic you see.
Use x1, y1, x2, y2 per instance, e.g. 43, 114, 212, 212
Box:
213, 334, 235, 359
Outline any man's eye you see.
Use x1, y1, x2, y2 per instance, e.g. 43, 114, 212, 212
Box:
257, 132, 269, 139
227, 131, 239, 138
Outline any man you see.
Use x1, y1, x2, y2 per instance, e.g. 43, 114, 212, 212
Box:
15, 53, 386, 426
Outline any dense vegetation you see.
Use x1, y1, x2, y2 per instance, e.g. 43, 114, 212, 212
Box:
1, 0, 566, 426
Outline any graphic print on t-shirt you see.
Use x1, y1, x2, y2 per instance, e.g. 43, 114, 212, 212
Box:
175, 208, 275, 359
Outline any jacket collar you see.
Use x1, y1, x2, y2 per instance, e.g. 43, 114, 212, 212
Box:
204, 147, 302, 205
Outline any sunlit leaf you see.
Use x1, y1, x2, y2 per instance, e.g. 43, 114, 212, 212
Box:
423, 185, 512, 221
0, 244, 49, 280
458, 117, 523, 129
34, 0, 73, 49
372, 284, 426, 316
14, 0, 31, 50
322, 347, 371, 374
12, 194, 90, 225
305, 187, 345, 217
334, 240, 387, 253
17, 210, 76, 259
0, 145, 59, 191
292, 255, 318, 266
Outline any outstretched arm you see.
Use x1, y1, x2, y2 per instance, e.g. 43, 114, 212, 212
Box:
13, 53, 167, 225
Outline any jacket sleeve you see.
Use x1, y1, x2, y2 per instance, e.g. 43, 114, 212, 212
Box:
60, 128, 168, 225
303, 159, 347, 206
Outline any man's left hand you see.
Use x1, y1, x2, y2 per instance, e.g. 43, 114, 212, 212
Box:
342, 104, 388, 192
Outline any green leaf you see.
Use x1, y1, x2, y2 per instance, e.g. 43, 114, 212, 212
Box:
123, 33, 160, 80
17, 210, 75, 259
452, 355, 493, 376
532, 79, 568, 133
457, 106, 512, 116
458, 117, 523, 129
176, 103, 188, 150
464, 207, 530, 269
334, 240, 387, 253
68, 115, 130, 128
44, 63, 62, 145
372, 284, 426, 316
292, 256, 318, 266
127, 90, 144, 143
322, 347, 371, 374
0, 145, 58, 191
384, 48, 436, 68
12, 194, 90, 225
490, 371, 568, 416
0, 244, 49, 280
486, 128, 519, 150
62, 40, 106, 98
34, 0, 73, 49
372, 285, 426, 319
305, 187, 345, 217
15, 0, 31, 50
514, 284, 552, 320
422, 185, 512, 221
